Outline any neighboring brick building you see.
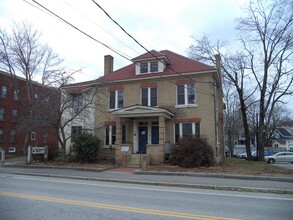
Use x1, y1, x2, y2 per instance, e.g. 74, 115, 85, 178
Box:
62, 50, 224, 166
0, 71, 59, 154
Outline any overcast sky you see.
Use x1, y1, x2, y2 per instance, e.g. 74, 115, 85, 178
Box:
0, 0, 247, 80
0, 0, 292, 112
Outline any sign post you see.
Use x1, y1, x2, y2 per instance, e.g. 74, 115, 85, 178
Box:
27, 146, 32, 165
1, 150, 5, 167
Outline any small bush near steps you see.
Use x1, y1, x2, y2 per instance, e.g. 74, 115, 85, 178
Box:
169, 136, 214, 168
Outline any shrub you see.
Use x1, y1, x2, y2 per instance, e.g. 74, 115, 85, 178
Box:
72, 132, 101, 163
169, 135, 214, 168
48, 146, 59, 161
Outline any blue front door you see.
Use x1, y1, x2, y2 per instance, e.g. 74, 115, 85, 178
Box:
138, 126, 148, 154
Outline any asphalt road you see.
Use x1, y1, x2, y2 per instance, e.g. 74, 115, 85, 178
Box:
1, 166, 293, 194
1, 173, 293, 220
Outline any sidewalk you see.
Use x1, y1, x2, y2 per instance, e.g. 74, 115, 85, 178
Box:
1, 162, 293, 194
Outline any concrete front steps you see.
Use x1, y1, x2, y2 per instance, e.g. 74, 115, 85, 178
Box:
127, 154, 150, 168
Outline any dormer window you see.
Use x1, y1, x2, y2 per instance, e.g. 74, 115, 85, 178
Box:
137, 61, 161, 74
140, 62, 148, 73
150, 61, 158, 72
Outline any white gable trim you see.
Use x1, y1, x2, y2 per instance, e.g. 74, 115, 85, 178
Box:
112, 105, 174, 119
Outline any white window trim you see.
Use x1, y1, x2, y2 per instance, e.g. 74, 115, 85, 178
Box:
31, 131, 36, 141
104, 125, 116, 148
175, 84, 197, 108
135, 60, 164, 75
177, 123, 196, 138
109, 90, 123, 110
175, 122, 200, 142
141, 87, 157, 107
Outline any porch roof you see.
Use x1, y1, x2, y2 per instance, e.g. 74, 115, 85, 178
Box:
112, 105, 174, 119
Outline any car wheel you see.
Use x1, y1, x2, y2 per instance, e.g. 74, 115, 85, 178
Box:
268, 158, 275, 164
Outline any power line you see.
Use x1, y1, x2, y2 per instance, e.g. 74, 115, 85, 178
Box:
61, 0, 141, 56
91, 0, 213, 85
27, 1, 213, 96
30, 0, 133, 62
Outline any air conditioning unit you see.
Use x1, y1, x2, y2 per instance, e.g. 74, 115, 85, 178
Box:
8, 147, 16, 153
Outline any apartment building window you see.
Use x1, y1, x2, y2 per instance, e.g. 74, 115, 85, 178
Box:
10, 128, 16, 142
45, 97, 50, 106
13, 89, 19, 101
150, 61, 158, 72
72, 94, 83, 113
43, 132, 48, 143
175, 122, 200, 142
31, 132, 36, 141
0, 128, 3, 141
12, 109, 18, 121
140, 62, 148, 73
141, 87, 157, 107
109, 90, 123, 110
1, 85, 7, 98
0, 107, 5, 121
71, 126, 82, 142
177, 84, 195, 106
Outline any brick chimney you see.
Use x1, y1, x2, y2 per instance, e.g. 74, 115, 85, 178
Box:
104, 55, 113, 75
215, 54, 221, 72
215, 54, 222, 81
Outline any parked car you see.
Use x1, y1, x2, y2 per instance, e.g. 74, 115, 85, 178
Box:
251, 150, 277, 161
233, 151, 247, 159
265, 152, 293, 164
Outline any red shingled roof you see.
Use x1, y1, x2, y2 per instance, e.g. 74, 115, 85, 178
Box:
63, 50, 216, 91
98, 50, 216, 83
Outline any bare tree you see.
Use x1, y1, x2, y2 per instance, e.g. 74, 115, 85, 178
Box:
236, 0, 293, 160
223, 80, 242, 157
188, 36, 255, 160
0, 22, 63, 154
188, 0, 293, 160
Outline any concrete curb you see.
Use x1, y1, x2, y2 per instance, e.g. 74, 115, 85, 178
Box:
2, 163, 116, 172
6, 171, 293, 195
3, 163, 293, 182
135, 171, 293, 182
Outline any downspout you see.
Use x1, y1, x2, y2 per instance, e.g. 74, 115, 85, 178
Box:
214, 54, 222, 162
213, 78, 219, 159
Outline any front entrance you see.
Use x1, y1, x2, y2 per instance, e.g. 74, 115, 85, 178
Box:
138, 125, 148, 154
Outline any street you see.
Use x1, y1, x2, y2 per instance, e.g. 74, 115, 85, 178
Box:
1, 173, 293, 220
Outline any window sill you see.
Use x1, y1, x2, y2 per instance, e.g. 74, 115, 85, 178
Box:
103, 145, 116, 149
108, 108, 122, 112
175, 104, 197, 108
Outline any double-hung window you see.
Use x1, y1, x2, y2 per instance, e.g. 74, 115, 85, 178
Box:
1, 85, 7, 98
140, 62, 148, 73
0, 128, 3, 141
109, 90, 123, 110
105, 125, 126, 146
72, 94, 83, 113
10, 128, 16, 142
177, 84, 195, 106
141, 87, 157, 107
71, 126, 82, 142
150, 61, 158, 72
12, 109, 18, 121
13, 89, 19, 101
0, 107, 5, 121
175, 122, 200, 142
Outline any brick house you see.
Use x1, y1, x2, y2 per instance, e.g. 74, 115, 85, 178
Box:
0, 71, 59, 154
62, 50, 224, 166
